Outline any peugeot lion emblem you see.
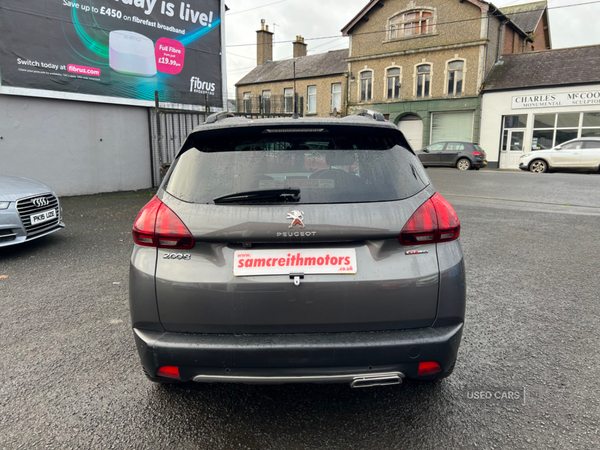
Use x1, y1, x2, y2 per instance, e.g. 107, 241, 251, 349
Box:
287, 210, 305, 229
32, 197, 49, 208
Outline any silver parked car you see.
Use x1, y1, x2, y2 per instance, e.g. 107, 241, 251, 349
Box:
129, 113, 466, 387
519, 137, 600, 173
0, 175, 64, 247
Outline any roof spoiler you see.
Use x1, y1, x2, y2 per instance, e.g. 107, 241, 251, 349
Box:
354, 109, 386, 122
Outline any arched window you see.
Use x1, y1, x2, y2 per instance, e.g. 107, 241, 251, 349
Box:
389, 9, 435, 40
386, 67, 401, 100
447, 60, 465, 95
359, 70, 373, 102
416, 64, 431, 98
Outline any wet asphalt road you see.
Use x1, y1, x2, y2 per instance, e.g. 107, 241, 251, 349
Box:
1, 169, 599, 449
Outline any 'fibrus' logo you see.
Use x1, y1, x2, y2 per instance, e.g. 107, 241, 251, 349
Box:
190, 77, 216, 94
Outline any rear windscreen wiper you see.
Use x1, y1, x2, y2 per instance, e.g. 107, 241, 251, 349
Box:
213, 188, 301, 204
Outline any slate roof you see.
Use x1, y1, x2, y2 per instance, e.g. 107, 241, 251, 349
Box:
235, 49, 349, 86
499, 1, 546, 34
483, 45, 600, 92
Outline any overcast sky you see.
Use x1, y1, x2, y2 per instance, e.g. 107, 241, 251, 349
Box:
223, 0, 600, 97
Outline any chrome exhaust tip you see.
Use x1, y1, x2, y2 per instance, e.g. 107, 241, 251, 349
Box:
350, 372, 404, 388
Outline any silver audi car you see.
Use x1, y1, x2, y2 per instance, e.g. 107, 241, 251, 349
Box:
0, 175, 64, 247
129, 112, 466, 387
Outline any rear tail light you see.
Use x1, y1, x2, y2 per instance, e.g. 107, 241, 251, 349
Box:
472, 151, 483, 157
157, 366, 181, 380
400, 193, 460, 245
418, 361, 441, 376
132, 196, 194, 249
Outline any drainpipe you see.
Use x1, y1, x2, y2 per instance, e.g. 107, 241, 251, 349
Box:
344, 72, 350, 117
497, 20, 508, 62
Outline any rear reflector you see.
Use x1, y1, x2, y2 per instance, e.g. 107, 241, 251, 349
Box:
133, 196, 194, 249
418, 361, 442, 376
157, 366, 180, 379
400, 193, 460, 245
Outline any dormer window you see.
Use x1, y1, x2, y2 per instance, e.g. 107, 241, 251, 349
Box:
389, 9, 435, 40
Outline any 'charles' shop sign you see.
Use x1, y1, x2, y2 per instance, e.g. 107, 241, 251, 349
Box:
512, 91, 600, 109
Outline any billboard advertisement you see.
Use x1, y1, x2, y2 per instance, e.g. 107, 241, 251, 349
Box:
0, 0, 223, 106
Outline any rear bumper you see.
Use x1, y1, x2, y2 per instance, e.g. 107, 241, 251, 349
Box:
133, 323, 463, 383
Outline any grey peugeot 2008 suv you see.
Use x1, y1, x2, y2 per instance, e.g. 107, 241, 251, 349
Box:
129, 112, 465, 388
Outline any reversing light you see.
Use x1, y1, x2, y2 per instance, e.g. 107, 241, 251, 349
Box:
132, 196, 194, 249
157, 366, 181, 380
418, 361, 441, 376
400, 193, 460, 245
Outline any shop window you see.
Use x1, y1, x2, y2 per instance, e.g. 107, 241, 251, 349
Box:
389, 9, 435, 40
446, 60, 464, 95
503, 115, 527, 128
582, 112, 600, 137
307, 85, 317, 113
359, 71, 373, 102
416, 64, 431, 98
284, 88, 293, 114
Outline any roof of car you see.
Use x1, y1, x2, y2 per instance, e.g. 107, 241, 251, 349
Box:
191, 115, 400, 134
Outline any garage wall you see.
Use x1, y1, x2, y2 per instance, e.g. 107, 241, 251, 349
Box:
0, 95, 152, 196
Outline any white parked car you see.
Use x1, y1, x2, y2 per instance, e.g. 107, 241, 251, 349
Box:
519, 137, 600, 173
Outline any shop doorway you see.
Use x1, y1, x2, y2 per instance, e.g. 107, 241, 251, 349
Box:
500, 129, 526, 168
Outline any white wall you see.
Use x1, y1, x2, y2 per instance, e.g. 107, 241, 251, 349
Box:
0, 95, 152, 196
480, 84, 600, 166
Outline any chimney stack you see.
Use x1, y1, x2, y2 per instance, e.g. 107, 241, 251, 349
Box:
256, 19, 273, 66
293, 35, 307, 58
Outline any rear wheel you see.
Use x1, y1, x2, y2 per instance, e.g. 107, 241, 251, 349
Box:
456, 158, 471, 171
529, 159, 548, 173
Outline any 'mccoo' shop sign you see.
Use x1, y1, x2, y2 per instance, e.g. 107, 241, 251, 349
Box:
512, 91, 600, 109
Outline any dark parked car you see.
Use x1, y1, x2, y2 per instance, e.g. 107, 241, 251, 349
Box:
417, 141, 487, 170
129, 112, 466, 388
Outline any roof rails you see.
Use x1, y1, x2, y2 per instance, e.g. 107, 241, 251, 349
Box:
205, 111, 236, 124
354, 109, 386, 122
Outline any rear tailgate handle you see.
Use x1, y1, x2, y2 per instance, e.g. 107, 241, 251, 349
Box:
290, 273, 304, 286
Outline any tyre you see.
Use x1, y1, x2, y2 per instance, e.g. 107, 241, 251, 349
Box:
529, 159, 548, 173
456, 158, 471, 171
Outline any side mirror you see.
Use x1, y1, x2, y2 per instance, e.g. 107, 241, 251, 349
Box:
554, 145, 562, 150
422, 148, 429, 153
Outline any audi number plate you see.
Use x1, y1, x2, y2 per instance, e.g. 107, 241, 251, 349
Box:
234, 249, 357, 276
30, 209, 56, 225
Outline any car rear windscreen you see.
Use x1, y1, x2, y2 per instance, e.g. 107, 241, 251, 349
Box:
164, 126, 430, 204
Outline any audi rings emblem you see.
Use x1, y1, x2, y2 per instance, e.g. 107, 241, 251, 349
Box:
32, 197, 49, 207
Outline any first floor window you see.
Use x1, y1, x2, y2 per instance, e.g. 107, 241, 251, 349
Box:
284, 88, 294, 114
447, 60, 464, 95
261, 90, 271, 114
360, 71, 372, 102
416, 64, 431, 98
331, 83, 342, 112
386, 67, 401, 99
307, 85, 317, 113
243, 92, 252, 113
